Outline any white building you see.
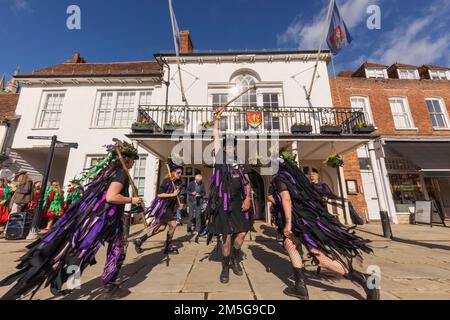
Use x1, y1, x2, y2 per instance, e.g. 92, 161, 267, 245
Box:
9, 53, 162, 201
8, 32, 378, 223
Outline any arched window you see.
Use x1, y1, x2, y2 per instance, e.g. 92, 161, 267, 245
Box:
232, 74, 257, 107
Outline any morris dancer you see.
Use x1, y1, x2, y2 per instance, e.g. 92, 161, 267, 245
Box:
0, 141, 142, 300
204, 106, 251, 283
269, 149, 380, 300
133, 159, 183, 255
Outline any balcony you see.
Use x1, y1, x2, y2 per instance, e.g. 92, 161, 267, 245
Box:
133, 105, 375, 136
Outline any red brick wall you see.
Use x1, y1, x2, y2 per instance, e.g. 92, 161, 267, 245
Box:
330, 76, 450, 221
330, 77, 450, 136
343, 150, 369, 221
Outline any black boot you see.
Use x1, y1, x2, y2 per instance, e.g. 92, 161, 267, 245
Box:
133, 238, 144, 254
100, 283, 130, 300
345, 269, 380, 300
284, 267, 309, 300
230, 247, 243, 276
164, 240, 179, 255
220, 256, 231, 283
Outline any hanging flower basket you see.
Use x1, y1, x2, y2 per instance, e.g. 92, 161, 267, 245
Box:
291, 122, 313, 134
324, 153, 344, 168
201, 120, 214, 134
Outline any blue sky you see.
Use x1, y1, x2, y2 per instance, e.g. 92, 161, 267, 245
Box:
1, 0, 449, 81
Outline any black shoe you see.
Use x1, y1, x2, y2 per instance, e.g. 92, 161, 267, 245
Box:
284, 267, 309, 300
230, 247, 243, 276
133, 238, 144, 254
100, 283, 130, 300
345, 269, 380, 300
220, 256, 231, 283
164, 241, 179, 255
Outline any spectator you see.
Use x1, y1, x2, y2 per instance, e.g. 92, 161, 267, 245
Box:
42, 180, 65, 232
9, 171, 33, 215
0, 179, 13, 231
27, 181, 41, 211
186, 175, 206, 236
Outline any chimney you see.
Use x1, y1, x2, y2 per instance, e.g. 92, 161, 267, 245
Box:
66, 52, 87, 64
179, 30, 194, 54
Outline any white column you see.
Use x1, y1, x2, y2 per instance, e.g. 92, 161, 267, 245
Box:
378, 156, 399, 224
368, 140, 393, 238
338, 166, 352, 225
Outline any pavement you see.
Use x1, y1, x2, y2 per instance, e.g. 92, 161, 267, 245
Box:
0, 221, 449, 300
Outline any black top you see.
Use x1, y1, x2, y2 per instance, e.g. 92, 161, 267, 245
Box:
230, 169, 243, 198
275, 180, 288, 193
158, 178, 180, 216
110, 169, 130, 215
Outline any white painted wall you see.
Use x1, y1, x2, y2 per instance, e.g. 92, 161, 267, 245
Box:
11, 82, 163, 202
162, 58, 332, 108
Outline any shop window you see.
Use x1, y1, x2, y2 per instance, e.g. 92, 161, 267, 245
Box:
389, 173, 425, 213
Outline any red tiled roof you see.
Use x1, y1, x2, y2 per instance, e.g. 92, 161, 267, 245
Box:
420, 64, 449, 71
389, 63, 417, 69
0, 93, 19, 121
337, 70, 353, 77
17, 61, 162, 78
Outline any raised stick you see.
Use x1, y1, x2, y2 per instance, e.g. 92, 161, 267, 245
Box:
113, 143, 148, 228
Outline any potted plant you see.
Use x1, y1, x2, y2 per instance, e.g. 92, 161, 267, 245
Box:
200, 120, 214, 134
131, 119, 157, 133
291, 121, 313, 134
324, 153, 344, 168
320, 121, 342, 134
164, 120, 184, 133
352, 122, 375, 134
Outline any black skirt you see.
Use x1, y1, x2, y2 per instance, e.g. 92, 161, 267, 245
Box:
208, 194, 251, 235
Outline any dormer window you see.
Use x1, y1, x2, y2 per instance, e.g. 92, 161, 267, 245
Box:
429, 70, 449, 80
365, 68, 386, 79
398, 69, 418, 80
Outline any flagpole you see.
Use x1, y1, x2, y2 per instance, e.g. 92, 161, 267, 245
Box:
168, 0, 188, 105
305, 0, 335, 103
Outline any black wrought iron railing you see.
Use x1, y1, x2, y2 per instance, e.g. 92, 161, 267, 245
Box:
134, 105, 371, 135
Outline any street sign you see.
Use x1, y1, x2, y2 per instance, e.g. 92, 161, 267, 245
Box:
56, 142, 79, 149
27, 136, 54, 140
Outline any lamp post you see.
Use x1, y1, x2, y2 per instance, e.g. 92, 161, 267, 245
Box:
26, 135, 78, 240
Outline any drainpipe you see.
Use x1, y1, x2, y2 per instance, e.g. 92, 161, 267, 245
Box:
368, 140, 393, 238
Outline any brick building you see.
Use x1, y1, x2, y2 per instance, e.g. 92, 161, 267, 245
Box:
331, 62, 450, 224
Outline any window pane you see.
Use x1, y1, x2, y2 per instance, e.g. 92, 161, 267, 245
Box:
133, 156, 146, 197
38, 92, 65, 128
114, 92, 136, 127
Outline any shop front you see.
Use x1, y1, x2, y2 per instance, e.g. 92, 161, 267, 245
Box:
383, 139, 450, 221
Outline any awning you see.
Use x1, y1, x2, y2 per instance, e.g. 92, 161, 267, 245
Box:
384, 141, 450, 172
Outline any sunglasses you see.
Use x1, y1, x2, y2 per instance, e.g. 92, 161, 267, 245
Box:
174, 171, 182, 175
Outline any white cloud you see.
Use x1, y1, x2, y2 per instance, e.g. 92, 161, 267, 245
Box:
3, 0, 32, 12
277, 0, 376, 49
370, 0, 450, 65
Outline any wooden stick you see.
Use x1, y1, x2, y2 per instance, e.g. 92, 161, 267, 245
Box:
214, 85, 257, 116
113, 144, 148, 228
166, 163, 182, 207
